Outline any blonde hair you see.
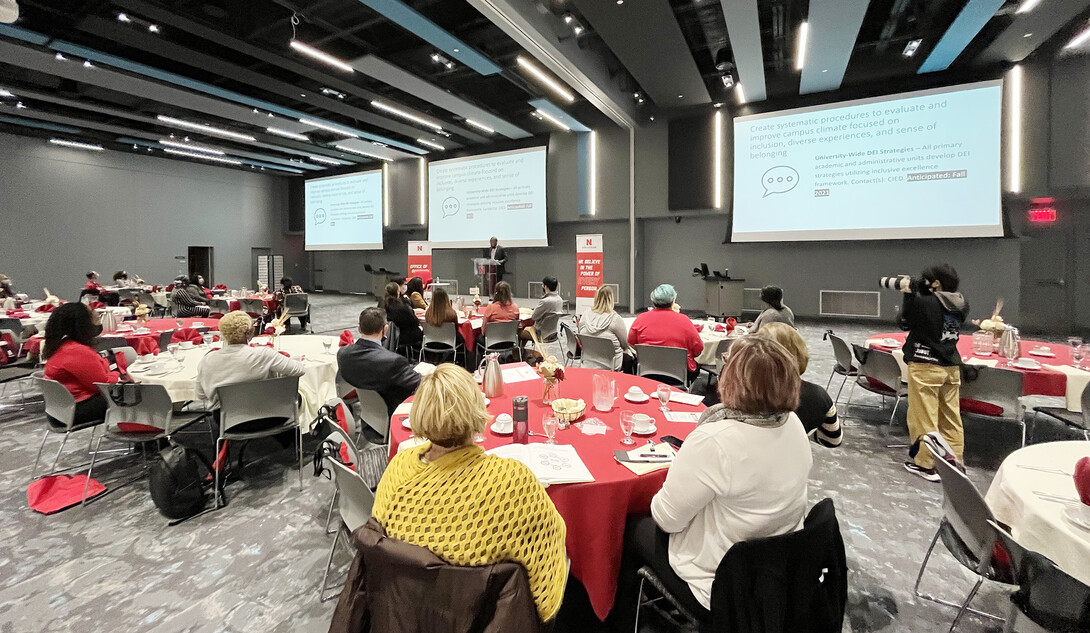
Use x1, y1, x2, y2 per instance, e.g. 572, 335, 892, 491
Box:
718, 336, 800, 414
756, 322, 809, 375
411, 363, 491, 447
219, 310, 254, 345
591, 285, 615, 314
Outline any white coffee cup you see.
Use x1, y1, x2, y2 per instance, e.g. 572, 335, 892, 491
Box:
192, 321, 204, 327
632, 413, 654, 433
494, 413, 513, 433
179, 341, 194, 349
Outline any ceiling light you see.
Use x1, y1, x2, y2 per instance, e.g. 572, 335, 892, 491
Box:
0, 88, 12, 98
465, 118, 495, 134
534, 109, 570, 131
148, 24, 160, 33
55, 53, 67, 61
321, 87, 346, 99
444, 61, 454, 70
1016, 0, 1043, 14
156, 115, 257, 142
721, 74, 735, 88
736, 83, 747, 104
430, 53, 441, 62
1065, 23, 1090, 49
334, 144, 390, 161
617, 0, 623, 4
14, 102, 26, 109
453, 48, 460, 53
633, 92, 640, 98
297, 117, 357, 137
677, 94, 683, 99
563, 14, 574, 24
83, 60, 94, 68
573, 25, 584, 35
163, 148, 242, 165
796, 22, 808, 71
117, 13, 130, 22
371, 141, 388, 148
308, 155, 347, 166
1024, 33, 1032, 38
50, 138, 104, 151
266, 126, 310, 141
159, 138, 224, 155
714, 102, 723, 108
371, 100, 444, 132
517, 56, 576, 103
416, 138, 444, 151
903, 38, 922, 57
638, 98, 645, 103
289, 40, 354, 73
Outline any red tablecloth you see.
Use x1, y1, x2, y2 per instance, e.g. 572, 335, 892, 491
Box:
25, 318, 219, 355
388, 366, 704, 620
870, 332, 1070, 397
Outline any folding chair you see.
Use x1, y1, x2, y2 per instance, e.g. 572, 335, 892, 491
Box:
157, 330, 174, 352
579, 333, 617, 371
419, 322, 463, 365
1031, 382, 1090, 441
321, 421, 361, 535
847, 344, 907, 428
560, 322, 580, 366
94, 336, 129, 352
825, 332, 859, 404
239, 298, 266, 320
698, 338, 733, 390
319, 456, 375, 602
284, 293, 311, 333
207, 298, 231, 317
483, 320, 521, 362
355, 388, 391, 444
958, 366, 1026, 446
635, 344, 689, 389
31, 377, 107, 481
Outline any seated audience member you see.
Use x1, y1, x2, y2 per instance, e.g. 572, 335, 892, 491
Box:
578, 285, 635, 373
382, 282, 422, 350
405, 276, 428, 310
523, 276, 564, 343
194, 311, 305, 419
280, 276, 303, 294
42, 303, 121, 425
627, 284, 704, 382
277, 276, 309, 331
750, 285, 795, 333
112, 271, 131, 287
0, 274, 15, 299
423, 287, 465, 354
338, 307, 422, 416
372, 363, 567, 622
615, 336, 812, 625
83, 270, 104, 294
757, 323, 842, 448
481, 281, 519, 335
170, 276, 211, 318
191, 274, 212, 298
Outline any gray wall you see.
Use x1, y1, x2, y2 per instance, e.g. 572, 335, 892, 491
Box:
0, 132, 293, 300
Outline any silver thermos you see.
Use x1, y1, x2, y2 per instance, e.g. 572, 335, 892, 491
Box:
481, 353, 504, 398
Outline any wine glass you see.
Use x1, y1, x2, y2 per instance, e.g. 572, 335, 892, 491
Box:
1069, 338, 1084, 368
1077, 344, 1090, 371
323, 338, 333, 355
175, 348, 187, 363
656, 384, 672, 413
542, 413, 558, 445
619, 410, 636, 446
202, 333, 213, 347
175, 318, 184, 329
167, 343, 179, 363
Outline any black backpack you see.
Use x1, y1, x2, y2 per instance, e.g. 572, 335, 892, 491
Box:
150, 442, 216, 522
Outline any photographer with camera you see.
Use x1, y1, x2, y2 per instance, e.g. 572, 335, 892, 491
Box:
885, 264, 969, 481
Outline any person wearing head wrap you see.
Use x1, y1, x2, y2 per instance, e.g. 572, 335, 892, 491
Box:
627, 284, 704, 381
749, 285, 794, 333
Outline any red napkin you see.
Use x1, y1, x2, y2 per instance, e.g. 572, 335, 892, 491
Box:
1075, 456, 1090, 506
726, 317, 737, 329
264, 326, 276, 336
170, 328, 203, 344
35, 304, 55, 313
714, 324, 727, 333
27, 474, 106, 514
113, 353, 129, 375
165, 284, 174, 292
6, 310, 29, 318
214, 284, 227, 290
279, 351, 290, 357
339, 330, 355, 347
133, 337, 159, 356
151, 285, 159, 292
89, 301, 106, 310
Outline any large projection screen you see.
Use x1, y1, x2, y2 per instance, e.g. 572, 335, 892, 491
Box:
732, 80, 1003, 242
304, 170, 384, 251
428, 146, 549, 248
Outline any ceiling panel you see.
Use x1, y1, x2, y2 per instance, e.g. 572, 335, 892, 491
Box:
977, 0, 1090, 65
917, 0, 1005, 73
719, 0, 767, 102
799, 0, 871, 94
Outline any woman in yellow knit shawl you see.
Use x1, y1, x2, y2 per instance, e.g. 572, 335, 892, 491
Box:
372, 363, 568, 622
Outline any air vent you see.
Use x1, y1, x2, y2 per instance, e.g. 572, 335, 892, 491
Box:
743, 287, 763, 311
820, 290, 881, 318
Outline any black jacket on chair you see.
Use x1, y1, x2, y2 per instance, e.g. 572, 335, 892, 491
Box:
709, 498, 847, 633
337, 339, 421, 416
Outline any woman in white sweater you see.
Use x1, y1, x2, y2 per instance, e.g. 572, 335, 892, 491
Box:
613, 336, 812, 624
576, 285, 635, 372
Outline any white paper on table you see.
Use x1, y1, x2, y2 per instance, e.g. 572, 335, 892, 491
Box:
664, 411, 701, 423
413, 362, 436, 376
393, 402, 413, 416
487, 444, 595, 485
965, 358, 999, 367
469, 318, 484, 330
502, 365, 540, 383
576, 417, 609, 435
669, 392, 704, 406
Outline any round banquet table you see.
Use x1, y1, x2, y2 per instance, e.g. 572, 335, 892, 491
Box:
984, 441, 1090, 585
868, 332, 1072, 397
387, 366, 705, 620
129, 334, 336, 428
23, 317, 220, 356
623, 316, 734, 366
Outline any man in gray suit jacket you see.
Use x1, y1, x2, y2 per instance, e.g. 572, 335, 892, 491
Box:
337, 307, 421, 416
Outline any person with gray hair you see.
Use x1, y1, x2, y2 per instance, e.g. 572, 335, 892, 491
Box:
627, 284, 704, 382
749, 285, 795, 333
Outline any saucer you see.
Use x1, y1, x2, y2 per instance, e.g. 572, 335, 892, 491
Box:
1013, 359, 1041, 370
624, 393, 650, 403
400, 417, 412, 429
1028, 349, 1056, 357
1063, 504, 1090, 531
631, 423, 658, 436
490, 422, 513, 435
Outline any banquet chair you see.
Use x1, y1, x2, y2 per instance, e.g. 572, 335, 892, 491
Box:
958, 367, 1027, 446
284, 293, 312, 333
635, 344, 689, 389
914, 433, 1014, 632
483, 319, 521, 362
239, 298, 265, 320
319, 444, 376, 602
1031, 382, 1090, 441
214, 376, 302, 508
847, 345, 907, 428
990, 520, 1090, 633
157, 330, 174, 352
133, 290, 157, 312
383, 321, 401, 354
207, 298, 230, 317
112, 346, 137, 367
321, 420, 361, 535
117, 288, 138, 301
420, 322, 463, 366
0, 317, 26, 345
579, 333, 617, 371
698, 338, 733, 390
536, 311, 563, 344
94, 336, 129, 352
559, 322, 580, 366
825, 333, 859, 404
151, 292, 170, 317
355, 388, 391, 444
31, 377, 107, 481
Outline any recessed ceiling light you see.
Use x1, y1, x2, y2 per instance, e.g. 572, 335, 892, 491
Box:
444, 61, 454, 70
159, 138, 225, 155
465, 118, 495, 134
573, 25, 584, 35
903, 38, 922, 57
156, 115, 257, 142
417, 138, 445, 151
371, 100, 444, 132
563, 14, 574, 24
117, 13, 130, 22
308, 155, 347, 166
15, 102, 26, 109
821, 68, 828, 73
534, 108, 570, 131
453, 48, 460, 53
334, 144, 391, 161
55, 53, 67, 61
163, 148, 242, 165
1024, 33, 1032, 38
1066, 23, 1090, 49
266, 126, 310, 142
83, 60, 94, 68
677, 94, 683, 99
298, 117, 358, 137
1016, 0, 1043, 14
300, 93, 306, 97
714, 102, 723, 108
0, 88, 13, 98
617, 0, 623, 4
517, 56, 576, 103
148, 25, 160, 33
50, 138, 104, 151
649, 116, 655, 121
289, 40, 354, 73
796, 22, 809, 71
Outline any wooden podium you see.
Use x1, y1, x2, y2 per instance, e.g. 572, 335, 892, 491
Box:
704, 279, 745, 318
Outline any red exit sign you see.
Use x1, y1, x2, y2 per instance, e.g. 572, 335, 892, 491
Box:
1027, 208, 1057, 224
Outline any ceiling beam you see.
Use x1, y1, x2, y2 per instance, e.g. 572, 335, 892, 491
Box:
917, 0, 1005, 74
799, 0, 870, 94
719, 0, 767, 102
977, 0, 1090, 65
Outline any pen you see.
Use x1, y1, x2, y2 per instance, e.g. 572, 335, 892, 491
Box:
637, 453, 671, 459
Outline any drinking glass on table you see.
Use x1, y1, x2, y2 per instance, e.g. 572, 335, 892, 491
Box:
619, 410, 636, 446
656, 384, 672, 412
542, 413, 558, 445
167, 343, 179, 361
1077, 344, 1090, 371
1070, 338, 1084, 367
202, 333, 213, 347
323, 338, 333, 354
175, 318, 184, 329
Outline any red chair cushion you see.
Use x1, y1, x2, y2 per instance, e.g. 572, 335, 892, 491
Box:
864, 376, 897, 395
959, 398, 1004, 417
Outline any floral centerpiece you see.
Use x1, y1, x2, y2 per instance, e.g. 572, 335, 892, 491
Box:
263, 311, 290, 347
134, 302, 151, 325
537, 355, 566, 406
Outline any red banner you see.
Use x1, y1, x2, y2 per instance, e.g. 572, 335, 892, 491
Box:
407, 241, 432, 283
575, 234, 603, 314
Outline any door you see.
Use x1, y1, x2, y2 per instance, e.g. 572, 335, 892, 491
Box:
188, 246, 214, 286
1020, 224, 1074, 335
251, 248, 284, 290
251, 248, 271, 289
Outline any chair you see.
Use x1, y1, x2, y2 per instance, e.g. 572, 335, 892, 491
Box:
355, 388, 391, 444
635, 344, 689, 389
214, 376, 302, 507
483, 319, 521, 362
825, 333, 859, 404
383, 321, 401, 354
319, 435, 375, 602
151, 291, 170, 317
207, 298, 230, 317
914, 433, 1015, 631
157, 330, 174, 352
31, 377, 107, 480
536, 310, 563, 344
117, 288, 138, 301
419, 322, 463, 365
990, 520, 1090, 633
635, 498, 847, 633
847, 344, 907, 427
284, 293, 311, 332
559, 322, 580, 366
698, 338, 733, 389
579, 333, 617, 371
94, 336, 128, 352
1032, 382, 1090, 441
959, 366, 1027, 446
0, 317, 27, 345
321, 420, 361, 534
239, 298, 265, 319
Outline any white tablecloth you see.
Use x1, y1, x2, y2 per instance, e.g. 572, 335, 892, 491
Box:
985, 441, 1090, 585
131, 334, 339, 431
622, 317, 731, 366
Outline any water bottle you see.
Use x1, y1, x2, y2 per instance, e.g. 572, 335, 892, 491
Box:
512, 396, 529, 444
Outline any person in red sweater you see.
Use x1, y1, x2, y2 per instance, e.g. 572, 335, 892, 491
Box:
42, 303, 121, 425
628, 284, 704, 383
83, 270, 104, 294
481, 281, 520, 333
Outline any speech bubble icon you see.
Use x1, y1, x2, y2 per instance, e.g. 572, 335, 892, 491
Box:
761, 166, 799, 197
314, 208, 327, 225
441, 197, 460, 218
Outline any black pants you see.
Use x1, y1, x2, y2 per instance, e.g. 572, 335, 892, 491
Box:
609, 516, 708, 632
48, 393, 108, 428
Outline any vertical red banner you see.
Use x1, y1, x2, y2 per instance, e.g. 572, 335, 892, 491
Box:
407, 241, 432, 282
575, 234, 603, 314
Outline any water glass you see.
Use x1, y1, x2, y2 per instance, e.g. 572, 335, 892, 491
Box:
542, 414, 558, 445
656, 384, 672, 412
175, 318, 184, 329
1077, 344, 1090, 370
619, 410, 636, 446
202, 333, 213, 347
175, 348, 187, 363
1069, 338, 1084, 367
323, 338, 333, 354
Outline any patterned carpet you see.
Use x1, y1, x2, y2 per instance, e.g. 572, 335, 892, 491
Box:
0, 294, 1081, 633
